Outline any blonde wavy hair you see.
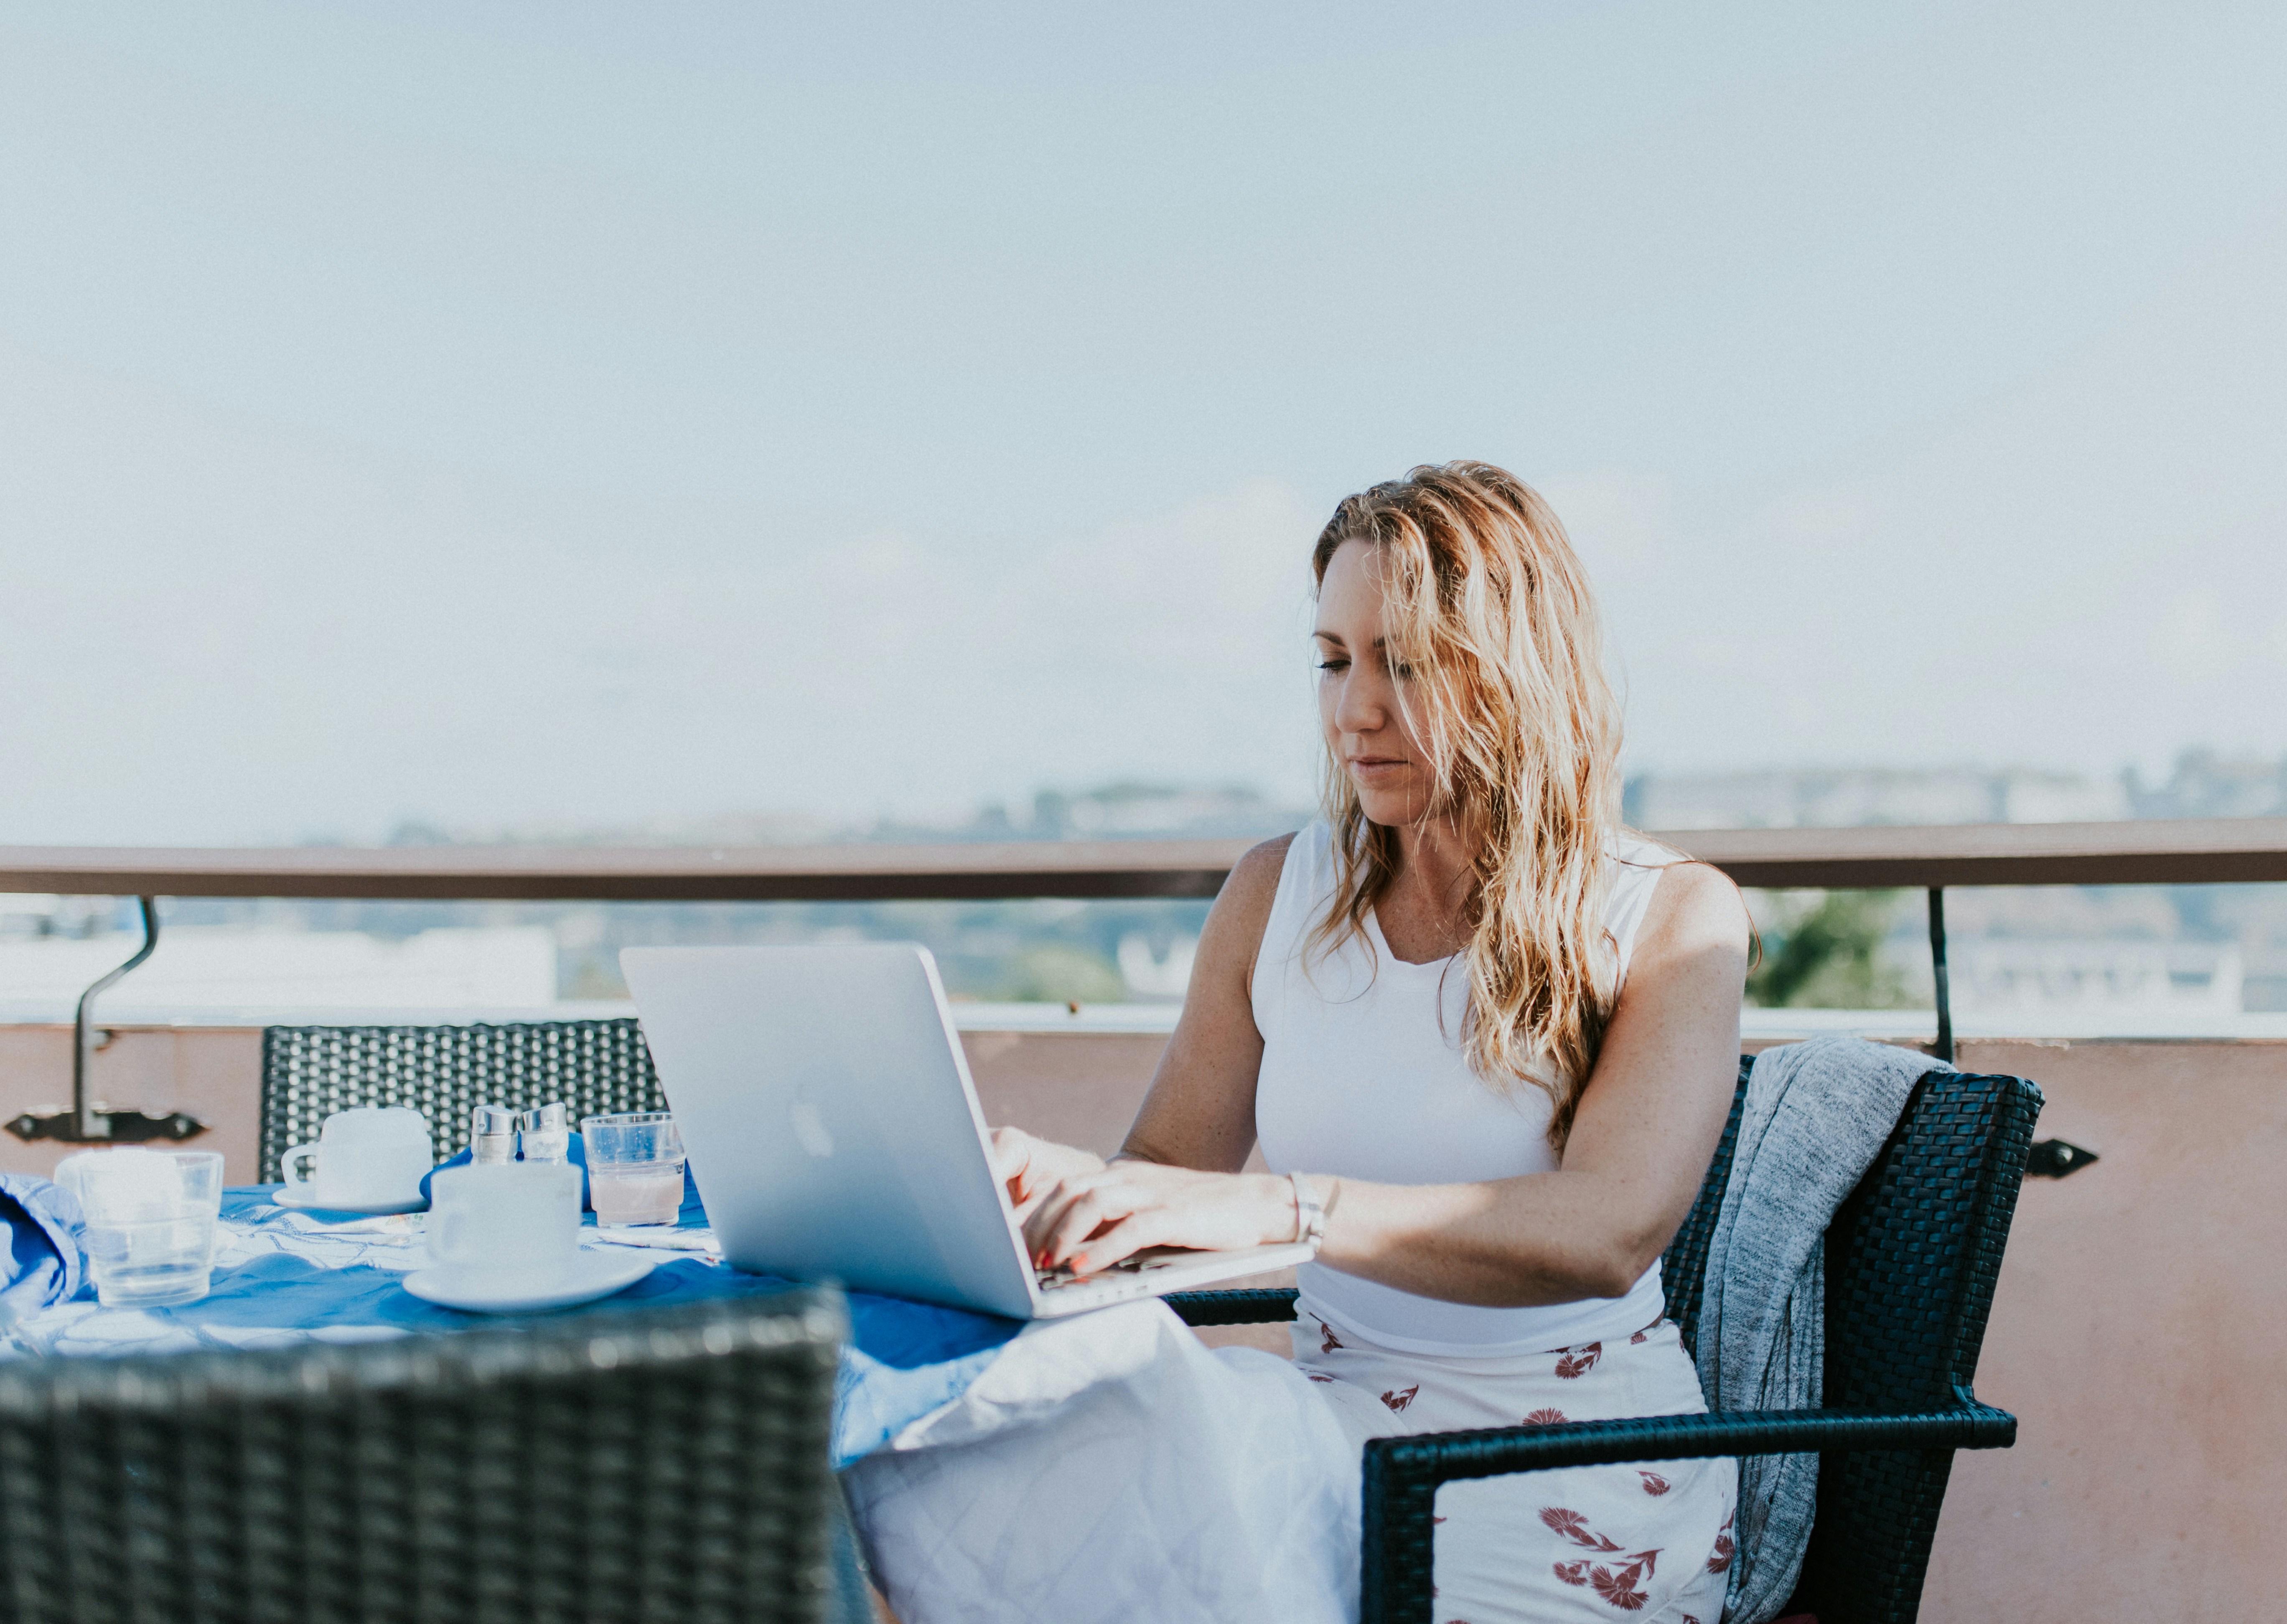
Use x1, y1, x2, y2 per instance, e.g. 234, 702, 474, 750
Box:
1309, 460, 1626, 1150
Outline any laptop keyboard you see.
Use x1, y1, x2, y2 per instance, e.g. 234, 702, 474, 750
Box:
1035, 1247, 1187, 1291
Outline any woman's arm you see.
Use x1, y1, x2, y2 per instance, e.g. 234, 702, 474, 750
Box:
987, 834, 1289, 1224
1022, 861, 1748, 1299
1115, 832, 1292, 1172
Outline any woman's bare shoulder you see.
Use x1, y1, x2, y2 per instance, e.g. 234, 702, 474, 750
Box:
1191, 831, 1298, 978
1640, 858, 1752, 954
1227, 831, 1299, 902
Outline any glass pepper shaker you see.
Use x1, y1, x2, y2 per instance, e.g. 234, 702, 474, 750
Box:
470, 1104, 517, 1165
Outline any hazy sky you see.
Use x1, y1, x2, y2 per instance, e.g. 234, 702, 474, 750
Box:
5, 2, 2284, 844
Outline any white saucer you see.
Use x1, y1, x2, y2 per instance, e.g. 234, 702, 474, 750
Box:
402, 1251, 657, 1314
271, 1185, 429, 1217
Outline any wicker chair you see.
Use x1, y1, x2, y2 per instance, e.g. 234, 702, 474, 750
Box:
0, 1290, 854, 1624
259, 1021, 667, 1182
1169, 1057, 2043, 1624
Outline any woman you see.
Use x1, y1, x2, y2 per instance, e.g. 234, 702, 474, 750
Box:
850, 462, 1748, 1624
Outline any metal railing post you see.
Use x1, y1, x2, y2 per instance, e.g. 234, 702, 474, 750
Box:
1927, 886, 1954, 1064
5, 896, 206, 1144
74, 897, 162, 1138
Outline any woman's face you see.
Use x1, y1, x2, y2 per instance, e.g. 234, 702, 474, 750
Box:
1315, 539, 1435, 826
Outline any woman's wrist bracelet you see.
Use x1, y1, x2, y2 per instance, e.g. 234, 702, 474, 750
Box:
1288, 1172, 1338, 1254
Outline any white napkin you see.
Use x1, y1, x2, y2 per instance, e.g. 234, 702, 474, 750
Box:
583, 1226, 720, 1254
278, 1211, 422, 1238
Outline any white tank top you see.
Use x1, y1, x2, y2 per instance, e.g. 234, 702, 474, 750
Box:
1252, 820, 1676, 1357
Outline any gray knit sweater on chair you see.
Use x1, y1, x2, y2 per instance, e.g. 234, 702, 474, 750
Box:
1694, 1034, 1949, 1623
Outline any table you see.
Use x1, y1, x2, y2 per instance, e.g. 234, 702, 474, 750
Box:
5, 1185, 1023, 1468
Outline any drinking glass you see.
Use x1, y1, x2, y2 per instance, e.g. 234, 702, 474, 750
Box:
582, 1112, 687, 1226
58, 1149, 225, 1308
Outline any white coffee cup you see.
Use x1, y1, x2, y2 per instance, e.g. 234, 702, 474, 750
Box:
425, 1162, 582, 1281
280, 1106, 435, 1207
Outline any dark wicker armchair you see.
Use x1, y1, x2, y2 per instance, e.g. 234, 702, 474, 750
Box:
259, 1020, 668, 1182
0, 1291, 851, 1624
1169, 1057, 2043, 1624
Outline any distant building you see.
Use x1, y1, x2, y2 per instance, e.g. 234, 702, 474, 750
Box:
1624, 766, 2131, 830
1951, 940, 2249, 1017
1022, 783, 1305, 841
1627, 750, 2287, 831
2124, 750, 2287, 820
0, 900, 557, 1017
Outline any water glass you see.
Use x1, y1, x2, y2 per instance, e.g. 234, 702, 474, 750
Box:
582, 1112, 687, 1227
58, 1149, 225, 1308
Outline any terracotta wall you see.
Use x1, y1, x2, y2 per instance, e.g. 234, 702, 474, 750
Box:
3, 1022, 2281, 1616
0, 1024, 1152, 1187
0, 1025, 262, 1182
1921, 1037, 2287, 1621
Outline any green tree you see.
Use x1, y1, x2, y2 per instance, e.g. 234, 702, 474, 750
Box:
1745, 889, 1913, 1009
985, 943, 1130, 1005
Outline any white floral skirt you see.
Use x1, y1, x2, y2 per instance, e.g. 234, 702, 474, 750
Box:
846, 1300, 1735, 1624
1294, 1308, 1735, 1622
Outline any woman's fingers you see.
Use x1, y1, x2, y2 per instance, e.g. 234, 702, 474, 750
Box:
1025, 1165, 1173, 1265
988, 1126, 1034, 1201
1030, 1179, 1132, 1266
1018, 1173, 1085, 1258
1065, 1210, 1173, 1275
1016, 1162, 1283, 1272
992, 1128, 1107, 1217
988, 1125, 1029, 1175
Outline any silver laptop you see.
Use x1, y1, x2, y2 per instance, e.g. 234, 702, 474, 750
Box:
619, 943, 1312, 1319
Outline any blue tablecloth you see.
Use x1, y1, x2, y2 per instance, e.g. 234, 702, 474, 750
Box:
3, 1184, 1021, 1468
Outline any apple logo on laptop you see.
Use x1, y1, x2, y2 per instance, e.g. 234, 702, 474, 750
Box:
790, 1098, 835, 1159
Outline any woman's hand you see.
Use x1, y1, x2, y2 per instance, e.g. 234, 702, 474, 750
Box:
1022, 1160, 1297, 1275
988, 1127, 1107, 1223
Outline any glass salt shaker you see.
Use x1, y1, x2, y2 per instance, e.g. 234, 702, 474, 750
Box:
518, 1102, 570, 1165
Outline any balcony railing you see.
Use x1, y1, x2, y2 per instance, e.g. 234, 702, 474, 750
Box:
8, 816, 2283, 1139
7, 815, 2287, 901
